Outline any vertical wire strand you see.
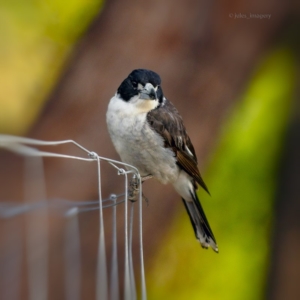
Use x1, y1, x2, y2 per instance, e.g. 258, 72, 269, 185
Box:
24, 156, 48, 300
110, 195, 119, 300
138, 177, 147, 300
96, 157, 108, 300
123, 172, 132, 300
64, 208, 81, 300
0, 218, 22, 300
129, 202, 137, 299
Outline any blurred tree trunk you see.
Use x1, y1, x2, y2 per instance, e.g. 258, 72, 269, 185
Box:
267, 99, 300, 300
0, 0, 296, 299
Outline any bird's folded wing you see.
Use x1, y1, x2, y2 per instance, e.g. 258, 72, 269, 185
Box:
147, 99, 209, 194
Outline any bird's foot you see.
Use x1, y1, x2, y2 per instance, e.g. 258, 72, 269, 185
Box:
142, 193, 149, 206
141, 174, 153, 183
128, 174, 152, 202
128, 175, 139, 202
141, 174, 151, 205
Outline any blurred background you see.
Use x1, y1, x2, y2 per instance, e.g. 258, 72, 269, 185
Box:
0, 0, 299, 299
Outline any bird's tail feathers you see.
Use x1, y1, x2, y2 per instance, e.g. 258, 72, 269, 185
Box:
182, 190, 218, 253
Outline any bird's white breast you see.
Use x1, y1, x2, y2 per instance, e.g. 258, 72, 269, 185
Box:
106, 95, 179, 184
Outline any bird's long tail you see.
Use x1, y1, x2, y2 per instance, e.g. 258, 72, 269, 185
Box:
182, 190, 218, 253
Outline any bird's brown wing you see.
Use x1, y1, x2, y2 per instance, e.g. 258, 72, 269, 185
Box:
147, 99, 209, 194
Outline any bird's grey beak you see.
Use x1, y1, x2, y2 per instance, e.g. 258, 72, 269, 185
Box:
139, 83, 157, 100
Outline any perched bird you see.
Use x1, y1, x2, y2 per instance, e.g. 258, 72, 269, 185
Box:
106, 69, 218, 252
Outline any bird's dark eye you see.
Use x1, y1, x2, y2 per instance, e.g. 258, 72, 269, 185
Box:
132, 81, 138, 89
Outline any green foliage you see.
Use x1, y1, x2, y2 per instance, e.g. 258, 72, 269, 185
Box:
0, 0, 103, 134
146, 47, 296, 300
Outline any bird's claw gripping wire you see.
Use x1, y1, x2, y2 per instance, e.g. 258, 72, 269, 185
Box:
128, 174, 152, 203
128, 175, 139, 202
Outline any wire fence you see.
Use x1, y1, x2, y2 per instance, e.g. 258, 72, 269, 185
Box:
0, 134, 147, 300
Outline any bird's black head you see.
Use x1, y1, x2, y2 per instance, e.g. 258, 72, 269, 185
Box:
117, 69, 164, 103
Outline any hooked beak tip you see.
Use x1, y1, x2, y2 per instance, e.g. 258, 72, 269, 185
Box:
139, 84, 157, 100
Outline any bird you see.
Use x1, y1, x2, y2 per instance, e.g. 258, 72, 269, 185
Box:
106, 69, 218, 252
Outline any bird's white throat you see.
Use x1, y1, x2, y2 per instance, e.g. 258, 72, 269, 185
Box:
109, 94, 159, 116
